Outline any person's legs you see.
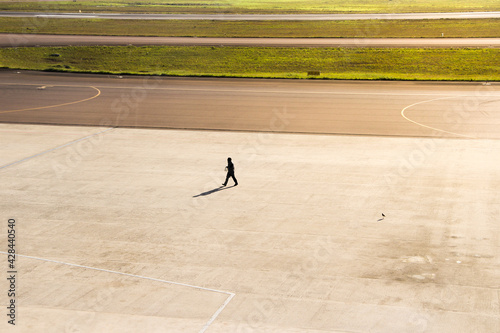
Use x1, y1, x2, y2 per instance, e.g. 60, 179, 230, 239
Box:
222, 173, 230, 186
223, 172, 238, 186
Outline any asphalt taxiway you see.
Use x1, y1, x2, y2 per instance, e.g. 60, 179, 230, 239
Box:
1, 71, 499, 139
2, 11, 500, 20
3, 34, 500, 48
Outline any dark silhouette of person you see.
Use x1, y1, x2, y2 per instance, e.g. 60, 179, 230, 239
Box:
222, 157, 238, 186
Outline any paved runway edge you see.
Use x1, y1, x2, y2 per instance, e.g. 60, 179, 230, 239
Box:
1, 11, 500, 20
2, 34, 500, 48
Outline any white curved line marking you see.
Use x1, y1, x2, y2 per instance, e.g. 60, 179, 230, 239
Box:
0, 85, 101, 114
401, 96, 476, 139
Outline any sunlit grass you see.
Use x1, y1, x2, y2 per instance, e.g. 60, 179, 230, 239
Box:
0, 46, 498, 81
1, 17, 499, 38
0, 0, 498, 14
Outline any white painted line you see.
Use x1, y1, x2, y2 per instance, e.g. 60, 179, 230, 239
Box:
400, 96, 477, 139
0, 252, 233, 295
0, 127, 114, 171
0, 84, 101, 114
0, 251, 235, 332
80, 87, 500, 99
200, 293, 235, 333
36, 15, 98, 19
4, 82, 499, 98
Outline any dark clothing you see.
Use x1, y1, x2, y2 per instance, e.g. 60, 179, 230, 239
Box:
223, 173, 238, 186
223, 160, 238, 186
226, 160, 235, 173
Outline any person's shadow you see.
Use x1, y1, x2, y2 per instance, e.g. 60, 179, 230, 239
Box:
193, 185, 236, 198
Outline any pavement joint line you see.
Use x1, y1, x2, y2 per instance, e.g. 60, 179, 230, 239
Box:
0, 127, 94, 135
401, 95, 477, 139
0, 251, 236, 333
498, 290, 500, 316
0, 127, 114, 171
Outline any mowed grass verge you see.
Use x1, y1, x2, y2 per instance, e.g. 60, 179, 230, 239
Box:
1, 18, 499, 38
0, 46, 498, 81
0, 0, 499, 14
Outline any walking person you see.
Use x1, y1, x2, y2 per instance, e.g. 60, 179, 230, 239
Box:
222, 157, 238, 186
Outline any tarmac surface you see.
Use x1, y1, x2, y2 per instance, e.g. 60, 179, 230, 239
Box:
3, 34, 500, 48
2, 11, 500, 20
1, 71, 499, 139
1, 71, 500, 332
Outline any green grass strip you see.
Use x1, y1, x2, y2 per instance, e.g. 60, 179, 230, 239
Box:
0, 0, 499, 14
0, 46, 498, 81
1, 18, 499, 38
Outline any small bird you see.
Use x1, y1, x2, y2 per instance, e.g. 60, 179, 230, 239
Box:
382, 213, 385, 217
